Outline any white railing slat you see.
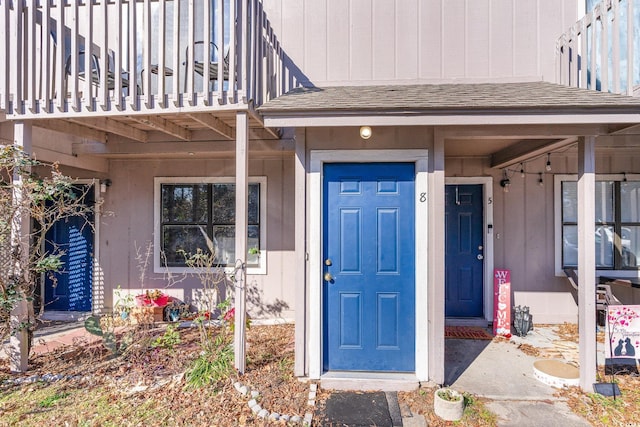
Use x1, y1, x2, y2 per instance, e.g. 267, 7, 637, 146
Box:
216, 0, 223, 102
157, 0, 166, 106
84, 0, 93, 110
127, 0, 137, 109
27, 1, 36, 112
114, 0, 123, 109
611, 0, 620, 94
202, 0, 211, 105
172, 0, 180, 106
228, 0, 236, 103
99, 0, 109, 109
1, 0, 9, 111
186, 0, 195, 103
627, 0, 634, 95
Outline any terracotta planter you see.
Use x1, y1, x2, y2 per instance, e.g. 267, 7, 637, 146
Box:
433, 388, 465, 421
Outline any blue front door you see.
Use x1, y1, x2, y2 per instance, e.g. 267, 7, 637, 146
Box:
445, 184, 484, 317
44, 185, 94, 312
323, 163, 415, 372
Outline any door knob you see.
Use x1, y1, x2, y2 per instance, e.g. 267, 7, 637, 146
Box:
477, 254, 484, 260
325, 259, 332, 266
324, 272, 334, 282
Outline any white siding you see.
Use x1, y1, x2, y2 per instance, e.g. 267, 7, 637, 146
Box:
263, 0, 579, 85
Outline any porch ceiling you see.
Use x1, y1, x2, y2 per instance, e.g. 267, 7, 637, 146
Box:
30, 109, 280, 145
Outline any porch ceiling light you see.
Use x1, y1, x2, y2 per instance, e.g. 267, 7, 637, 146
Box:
359, 126, 372, 140
545, 153, 552, 172
500, 170, 511, 193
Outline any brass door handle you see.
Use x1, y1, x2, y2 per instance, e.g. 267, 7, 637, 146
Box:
324, 272, 333, 282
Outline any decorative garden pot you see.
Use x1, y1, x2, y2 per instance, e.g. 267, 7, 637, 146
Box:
135, 294, 169, 307
433, 388, 465, 421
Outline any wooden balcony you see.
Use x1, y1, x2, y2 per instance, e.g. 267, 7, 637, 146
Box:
0, 0, 296, 140
557, 0, 639, 96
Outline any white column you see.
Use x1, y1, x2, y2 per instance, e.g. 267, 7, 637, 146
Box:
428, 129, 445, 384
294, 128, 307, 377
234, 112, 248, 374
578, 136, 597, 390
9, 122, 32, 373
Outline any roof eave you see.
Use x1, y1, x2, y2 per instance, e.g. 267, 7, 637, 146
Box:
262, 108, 640, 128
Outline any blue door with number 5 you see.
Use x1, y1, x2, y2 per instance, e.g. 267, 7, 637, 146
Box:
445, 184, 484, 317
323, 163, 415, 372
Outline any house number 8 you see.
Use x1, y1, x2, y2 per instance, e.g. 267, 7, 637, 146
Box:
419, 193, 426, 202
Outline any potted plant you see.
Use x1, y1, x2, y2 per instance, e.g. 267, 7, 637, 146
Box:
135, 289, 170, 307
433, 387, 465, 421
113, 286, 135, 320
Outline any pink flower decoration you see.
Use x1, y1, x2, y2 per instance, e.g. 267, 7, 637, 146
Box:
223, 307, 235, 322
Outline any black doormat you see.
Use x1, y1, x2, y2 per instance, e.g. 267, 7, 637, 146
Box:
318, 391, 394, 427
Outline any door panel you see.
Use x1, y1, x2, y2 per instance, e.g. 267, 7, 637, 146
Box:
323, 163, 415, 372
44, 185, 94, 312
445, 184, 484, 317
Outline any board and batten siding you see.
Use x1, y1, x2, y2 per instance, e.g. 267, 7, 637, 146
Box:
96, 157, 296, 320
262, 0, 579, 86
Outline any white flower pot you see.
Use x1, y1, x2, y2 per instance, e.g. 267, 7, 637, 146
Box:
433, 388, 465, 421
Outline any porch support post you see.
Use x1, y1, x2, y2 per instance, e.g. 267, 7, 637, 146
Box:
294, 128, 307, 377
577, 136, 597, 391
234, 111, 249, 374
428, 129, 445, 384
9, 121, 32, 373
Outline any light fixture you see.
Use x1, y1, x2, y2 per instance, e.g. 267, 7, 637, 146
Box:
520, 163, 525, 178
538, 173, 544, 187
100, 178, 112, 193
500, 170, 511, 193
359, 126, 372, 140
623, 172, 628, 182
545, 153, 552, 172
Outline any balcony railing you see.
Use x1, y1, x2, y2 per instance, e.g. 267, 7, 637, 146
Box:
0, 0, 296, 118
557, 0, 640, 96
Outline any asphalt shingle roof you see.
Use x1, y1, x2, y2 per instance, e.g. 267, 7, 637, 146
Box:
258, 81, 640, 115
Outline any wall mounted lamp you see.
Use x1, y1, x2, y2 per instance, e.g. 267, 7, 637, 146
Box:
500, 170, 511, 193
100, 178, 112, 193
359, 126, 372, 140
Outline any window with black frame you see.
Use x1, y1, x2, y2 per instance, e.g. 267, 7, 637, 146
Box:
160, 182, 260, 268
561, 180, 640, 269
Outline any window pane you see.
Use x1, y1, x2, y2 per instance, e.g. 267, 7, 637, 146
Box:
563, 225, 617, 268
562, 182, 577, 223
620, 226, 640, 268
249, 184, 260, 224
213, 225, 235, 265
213, 184, 235, 224
621, 182, 640, 222
563, 225, 578, 266
162, 184, 208, 223
595, 225, 614, 268
248, 225, 260, 266
162, 225, 209, 265
595, 182, 614, 223
562, 181, 614, 223
211, 225, 261, 267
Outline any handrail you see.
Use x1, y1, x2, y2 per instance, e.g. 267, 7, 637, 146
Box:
556, 0, 638, 96
0, 0, 297, 118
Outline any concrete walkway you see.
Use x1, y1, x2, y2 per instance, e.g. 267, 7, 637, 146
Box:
445, 328, 592, 427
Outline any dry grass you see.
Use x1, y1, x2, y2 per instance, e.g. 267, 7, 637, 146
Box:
557, 368, 640, 426
0, 323, 310, 426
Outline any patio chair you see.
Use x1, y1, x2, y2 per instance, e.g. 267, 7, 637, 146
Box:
564, 268, 622, 321
64, 50, 133, 97
184, 41, 229, 92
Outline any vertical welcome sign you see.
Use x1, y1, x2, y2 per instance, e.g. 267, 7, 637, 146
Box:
493, 269, 511, 336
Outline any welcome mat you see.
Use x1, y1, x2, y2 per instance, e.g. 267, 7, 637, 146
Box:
445, 326, 494, 340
